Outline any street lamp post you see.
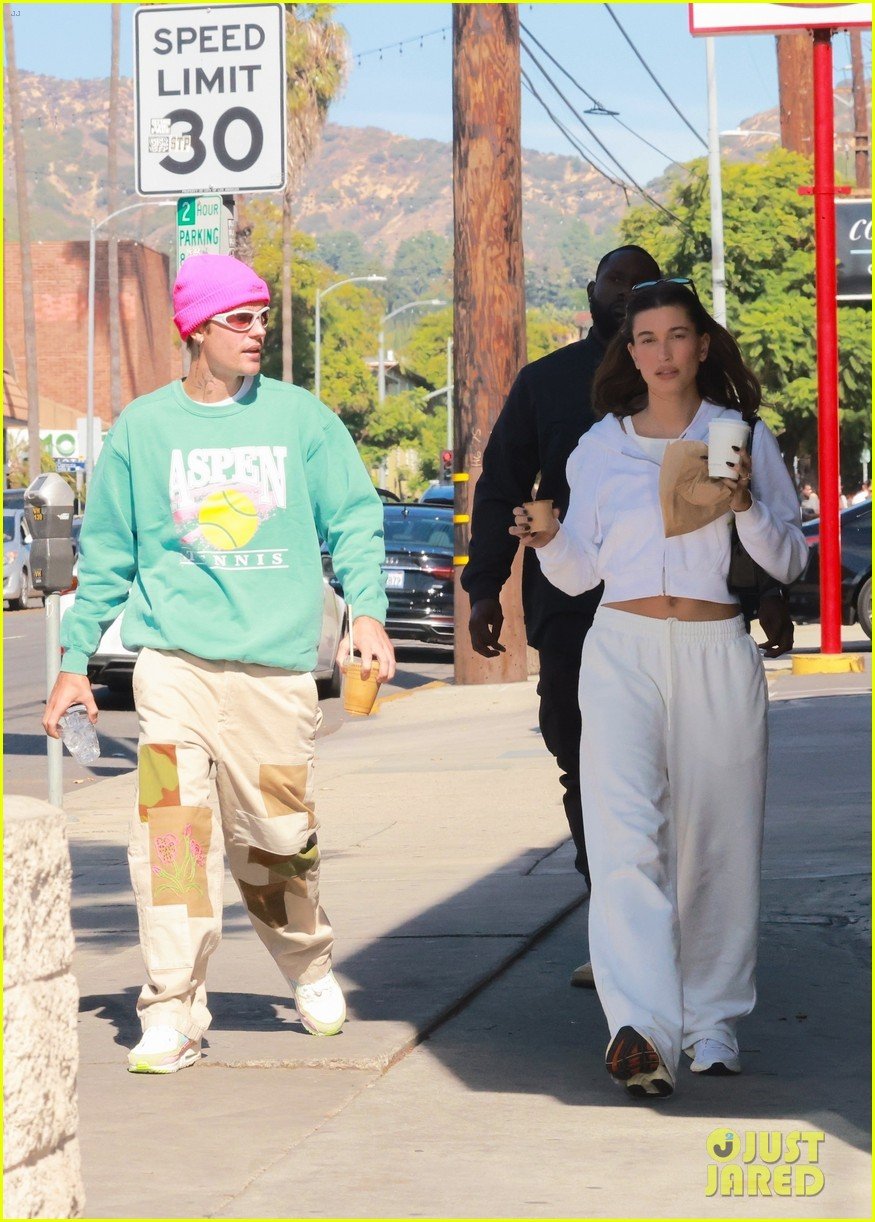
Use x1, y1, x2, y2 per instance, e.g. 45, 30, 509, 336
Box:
314, 275, 386, 401
377, 299, 447, 404
86, 200, 175, 481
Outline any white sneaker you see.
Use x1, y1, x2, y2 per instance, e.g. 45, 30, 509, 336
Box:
127, 1025, 201, 1074
294, 969, 347, 1036
688, 1038, 741, 1075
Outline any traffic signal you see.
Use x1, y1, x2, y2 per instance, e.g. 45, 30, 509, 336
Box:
441, 449, 453, 482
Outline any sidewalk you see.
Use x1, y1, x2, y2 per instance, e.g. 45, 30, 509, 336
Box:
63, 651, 870, 1218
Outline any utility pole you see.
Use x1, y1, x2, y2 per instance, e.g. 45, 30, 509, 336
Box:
848, 29, 870, 189
776, 31, 814, 155
4, 7, 42, 483
108, 3, 122, 420
452, 4, 528, 686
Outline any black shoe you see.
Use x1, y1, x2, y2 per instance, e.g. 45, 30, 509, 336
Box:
605, 1026, 674, 1099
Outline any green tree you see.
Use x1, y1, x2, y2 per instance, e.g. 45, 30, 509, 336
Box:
316, 230, 385, 280
620, 149, 871, 485
389, 231, 452, 309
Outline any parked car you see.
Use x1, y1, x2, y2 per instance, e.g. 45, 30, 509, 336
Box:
59, 565, 348, 696
419, 483, 454, 506
327, 504, 454, 645
3, 507, 40, 610
375, 486, 402, 504
787, 501, 871, 638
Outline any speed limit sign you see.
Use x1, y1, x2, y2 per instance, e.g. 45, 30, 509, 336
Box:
134, 3, 286, 196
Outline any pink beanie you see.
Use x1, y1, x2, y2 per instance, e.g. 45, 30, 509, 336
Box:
173, 254, 270, 339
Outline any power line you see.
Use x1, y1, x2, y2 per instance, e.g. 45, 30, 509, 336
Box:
521, 40, 691, 233
520, 67, 627, 192
520, 21, 690, 174
603, 3, 708, 149
353, 25, 450, 65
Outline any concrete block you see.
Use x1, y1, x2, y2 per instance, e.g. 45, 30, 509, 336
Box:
3, 975, 80, 1170
3, 1137, 85, 1219
3, 797, 75, 989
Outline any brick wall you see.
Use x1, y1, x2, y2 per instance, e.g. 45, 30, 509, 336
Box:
4, 241, 178, 426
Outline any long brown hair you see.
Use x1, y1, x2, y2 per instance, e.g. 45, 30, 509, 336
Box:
592, 280, 762, 421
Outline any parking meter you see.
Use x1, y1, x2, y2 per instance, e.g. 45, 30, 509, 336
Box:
24, 473, 75, 594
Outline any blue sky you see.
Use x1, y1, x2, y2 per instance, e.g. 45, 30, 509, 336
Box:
8, 3, 871, 182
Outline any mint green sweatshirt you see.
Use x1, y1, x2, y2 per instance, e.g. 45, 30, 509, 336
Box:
61, 376, 387, 675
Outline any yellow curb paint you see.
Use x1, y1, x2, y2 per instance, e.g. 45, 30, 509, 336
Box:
791, 653, 867, 675
374, 680, 447, 710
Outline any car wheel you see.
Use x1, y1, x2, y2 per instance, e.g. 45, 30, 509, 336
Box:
856, 576, 872, 639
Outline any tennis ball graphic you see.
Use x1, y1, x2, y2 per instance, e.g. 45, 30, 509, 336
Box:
197, 488, 260, 550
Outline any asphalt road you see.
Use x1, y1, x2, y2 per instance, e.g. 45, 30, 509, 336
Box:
2, 607, 454, 800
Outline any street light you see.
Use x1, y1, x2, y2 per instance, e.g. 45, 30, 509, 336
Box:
314, 274, 387, 401
378, 299, 447, 404
86, 200, 176, 481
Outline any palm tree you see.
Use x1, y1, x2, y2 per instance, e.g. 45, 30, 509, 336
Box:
281, 5, 348, 383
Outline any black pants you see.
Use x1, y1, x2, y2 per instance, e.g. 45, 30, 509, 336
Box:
535, 615, 591, 886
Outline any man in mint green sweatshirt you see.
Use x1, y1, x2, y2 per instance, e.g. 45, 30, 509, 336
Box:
44, 254, 395, 1073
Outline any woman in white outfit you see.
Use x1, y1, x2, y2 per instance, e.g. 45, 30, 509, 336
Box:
512, 278, 807, 1099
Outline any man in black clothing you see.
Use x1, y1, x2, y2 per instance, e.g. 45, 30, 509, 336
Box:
461, 245, 660, 986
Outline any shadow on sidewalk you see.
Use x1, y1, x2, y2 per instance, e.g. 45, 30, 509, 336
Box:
72, 696, 870, 1152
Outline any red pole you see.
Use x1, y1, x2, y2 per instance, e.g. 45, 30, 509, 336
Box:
811, 28, 843, 654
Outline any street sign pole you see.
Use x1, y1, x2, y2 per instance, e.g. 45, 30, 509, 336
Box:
811, 28, 843, 655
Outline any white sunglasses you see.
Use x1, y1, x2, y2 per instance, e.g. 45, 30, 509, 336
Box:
209, 307, 271, 332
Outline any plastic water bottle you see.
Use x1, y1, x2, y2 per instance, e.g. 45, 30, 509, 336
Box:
59, 704, 100, 765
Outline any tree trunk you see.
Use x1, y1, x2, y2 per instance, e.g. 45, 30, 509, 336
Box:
776, 32, 814, 156
849, 30, 870, 189
4, 8, 42, 482
452, 4, 528, 685
282, 191, 294, 382
107, 3, 121, 420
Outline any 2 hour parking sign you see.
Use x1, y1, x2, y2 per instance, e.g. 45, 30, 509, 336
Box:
134, 3, 286, 196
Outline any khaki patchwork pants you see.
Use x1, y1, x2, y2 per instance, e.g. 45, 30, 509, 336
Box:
129, 647, 333, 1040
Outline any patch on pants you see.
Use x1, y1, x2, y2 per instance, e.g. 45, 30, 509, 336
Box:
138, 743, 181, 824
237, 835, 319, 928
247, 833, 320, 879
148, 805, 213, 918
259, 763, 315, 827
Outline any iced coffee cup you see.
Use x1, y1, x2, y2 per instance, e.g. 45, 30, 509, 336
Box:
342, 658, 381, 715
523, 499, 555, 532
708, 419, 750, 481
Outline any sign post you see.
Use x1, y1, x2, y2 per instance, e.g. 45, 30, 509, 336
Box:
134, 3, 286, 197
690, 2, 872, 662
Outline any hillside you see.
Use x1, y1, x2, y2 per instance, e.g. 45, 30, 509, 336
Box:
3, 71, 630, 263
4, 71, 865, 268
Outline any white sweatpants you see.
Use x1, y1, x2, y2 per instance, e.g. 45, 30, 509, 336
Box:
579, 607, 769, 1079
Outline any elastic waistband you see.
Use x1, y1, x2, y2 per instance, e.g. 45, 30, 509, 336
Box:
593, 606, 747, 643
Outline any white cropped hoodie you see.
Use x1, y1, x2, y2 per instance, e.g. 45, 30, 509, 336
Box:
537, 399, 808, 605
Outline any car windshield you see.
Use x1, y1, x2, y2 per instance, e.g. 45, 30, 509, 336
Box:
4, 512, 16, 543
384, 510, 453, 551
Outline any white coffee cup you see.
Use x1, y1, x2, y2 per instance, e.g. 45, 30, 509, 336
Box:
708, 419, 750, 481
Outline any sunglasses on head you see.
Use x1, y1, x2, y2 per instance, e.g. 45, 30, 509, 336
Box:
631, 276, 698, 297
209, 307, 271, 332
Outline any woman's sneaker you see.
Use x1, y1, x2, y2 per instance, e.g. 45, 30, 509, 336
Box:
606, 1025, 674, 1099
127, 1026, 201, 1074
293, 969, 347, 1036
688, 1039, 741, 1075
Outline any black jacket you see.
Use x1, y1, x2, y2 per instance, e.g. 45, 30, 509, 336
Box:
461, 331, 606, 648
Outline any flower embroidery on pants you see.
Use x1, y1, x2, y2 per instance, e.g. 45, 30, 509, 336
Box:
151, 826, 206, 899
